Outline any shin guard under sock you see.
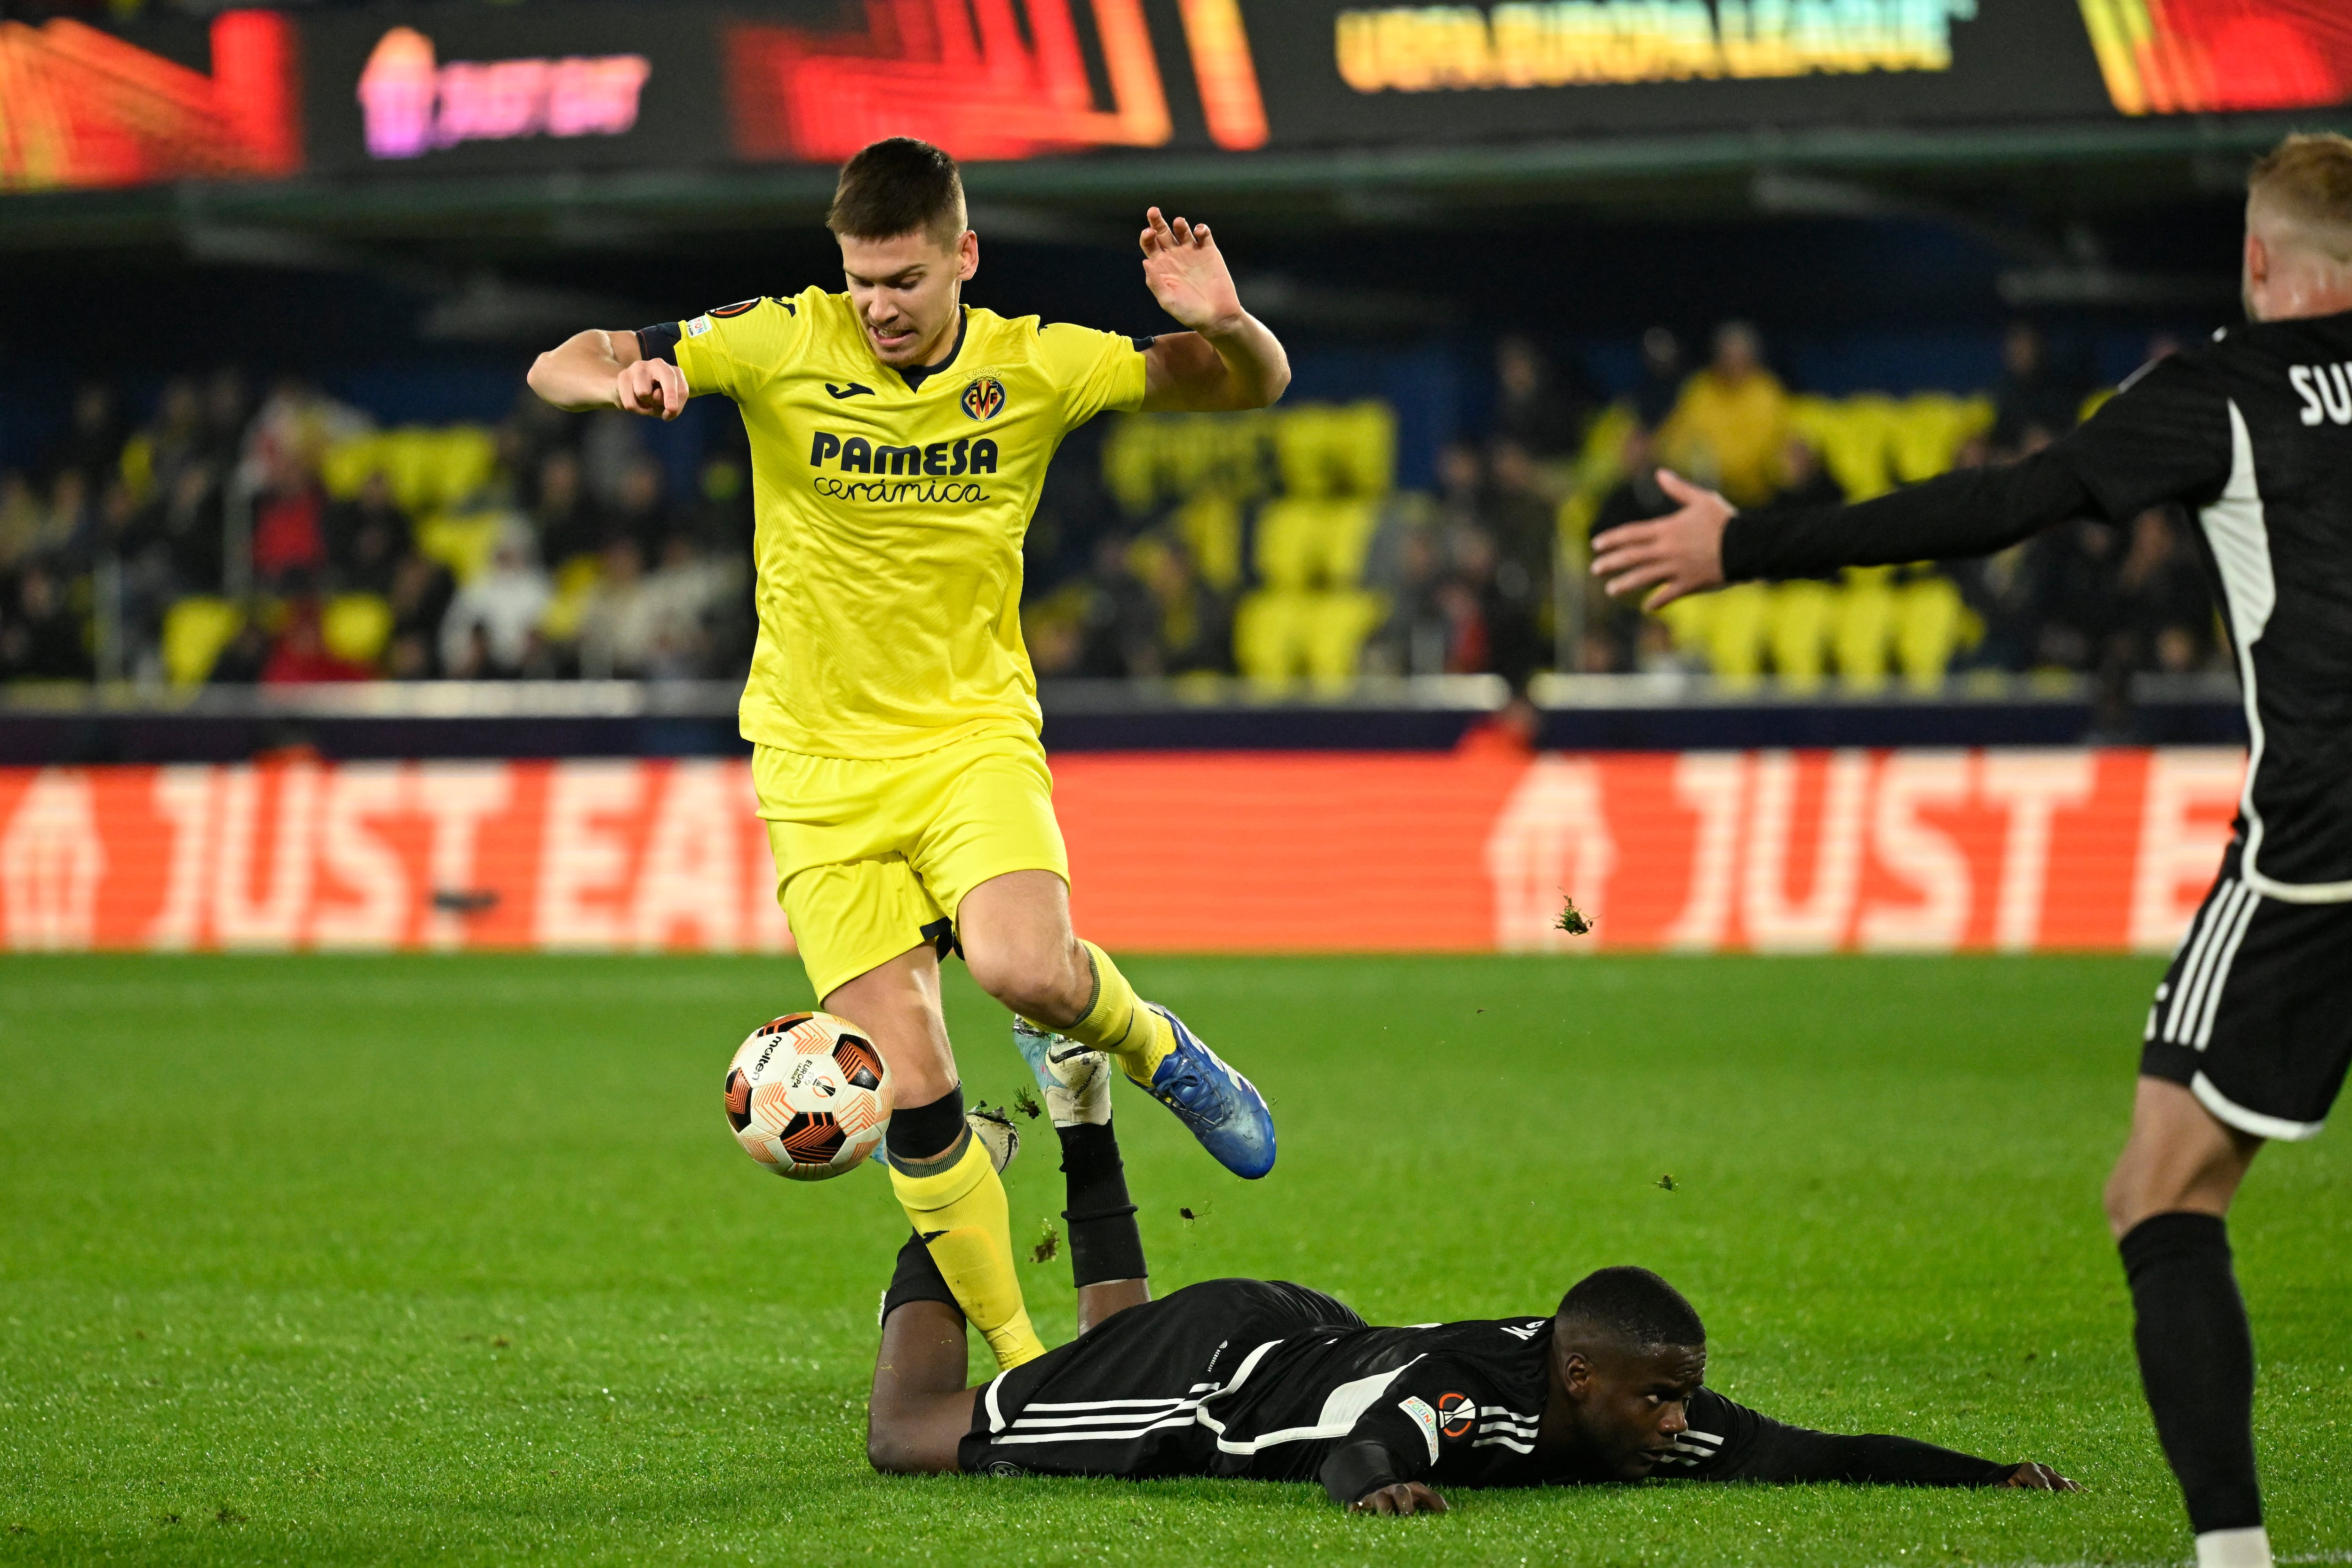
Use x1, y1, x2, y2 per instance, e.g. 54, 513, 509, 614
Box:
2119, 1212, 2264, 1536
1057, 1119, 1144, 1289
1060, 941, 1174, 1086
890, 1129, 1043, 1370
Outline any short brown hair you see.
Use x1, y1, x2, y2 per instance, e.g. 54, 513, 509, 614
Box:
826, 137, 967, 247
2249, 133, 2352, 260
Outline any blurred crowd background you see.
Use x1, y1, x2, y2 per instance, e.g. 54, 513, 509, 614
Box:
0, 317, 2222, 698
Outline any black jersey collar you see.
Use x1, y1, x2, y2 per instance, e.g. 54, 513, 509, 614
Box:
894, 308, 969, 394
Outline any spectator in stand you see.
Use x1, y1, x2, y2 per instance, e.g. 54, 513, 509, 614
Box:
1990, 321, 2083, 452
0, 564, 90, 681
197, 367, 252, 471
1491, 336, 1588, 461
36, 468, 94, 569
1076, 533, 1160, 679
135, 378, 207, 496
1446, 525, 1543, 688
45, 382, 125, 494
0, 471, 40, 571
1365, 521, 1449, 678
146, 460, 226, 596
440, 523, 551, 679
323, 471, 411, 598
1772, 435, 1844, 510
1584, 425, 1677, 673
1658, 320, 1789, 507
249, 448, 328, 591
1631, 326, 1686, 430
2026, 516, 2126, 673
606, 452, 674, 561
574, 536, 648, 679
1135, 533, 1232, 677
532, 449, 601, 568
2118, 507, 2218, 675
262, 599, 372, 685
207, 614, 273, 686
385, 548, 455, 681
1483, 442, 1557, 614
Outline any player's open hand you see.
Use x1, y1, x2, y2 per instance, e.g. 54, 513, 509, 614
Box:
1999, 1463, 2081, 1492
615, 355, 687, 421
1139, 207, 1245, 337
1588, 469, 1734, 610
1351, 1481, 1449, 1516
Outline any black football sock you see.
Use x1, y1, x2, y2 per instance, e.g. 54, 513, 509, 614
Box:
1057, 1119, 1144, 1289
881, 1229, 960, 1323
2119, 1212, 2264, 1535
886, 1085, 965, 1168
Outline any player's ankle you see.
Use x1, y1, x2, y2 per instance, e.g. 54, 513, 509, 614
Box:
2195, 1526, 2272, 1568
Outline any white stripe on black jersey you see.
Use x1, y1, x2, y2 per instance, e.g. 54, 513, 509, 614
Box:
2053, 311, 2352, 900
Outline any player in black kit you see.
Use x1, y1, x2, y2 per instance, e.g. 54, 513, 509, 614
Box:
866, 1029, 2075, 1513
1588, 133, 2352, 1568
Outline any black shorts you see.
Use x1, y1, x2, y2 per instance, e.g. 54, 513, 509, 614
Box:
959, 1279, 1362, 1479
2141, 843, 2352, 1140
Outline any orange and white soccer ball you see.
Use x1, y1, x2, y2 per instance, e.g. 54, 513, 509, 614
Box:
723, 1012, 892, 1181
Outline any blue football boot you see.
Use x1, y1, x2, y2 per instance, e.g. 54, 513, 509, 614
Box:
1138, 1005, 1276, 1180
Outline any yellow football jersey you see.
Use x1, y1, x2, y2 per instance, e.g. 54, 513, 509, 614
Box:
657, 289, 1146, 758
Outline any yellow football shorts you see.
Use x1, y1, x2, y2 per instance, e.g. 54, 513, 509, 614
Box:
753, 732, 1069, 1000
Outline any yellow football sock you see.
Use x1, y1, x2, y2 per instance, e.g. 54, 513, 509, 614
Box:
1058, 940, 1176, 1087
890, 1131, 1043, 1370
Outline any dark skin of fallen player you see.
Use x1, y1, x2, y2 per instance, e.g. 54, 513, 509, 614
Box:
867, 1282, 2078, 1514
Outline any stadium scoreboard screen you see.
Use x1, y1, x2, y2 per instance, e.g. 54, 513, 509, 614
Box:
2, 0, 2348, 193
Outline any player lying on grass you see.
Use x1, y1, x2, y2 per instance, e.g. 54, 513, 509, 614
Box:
528, 137, 1285, 1377
864, 1023, 2077, 1512
1589, 131, 2352, 1568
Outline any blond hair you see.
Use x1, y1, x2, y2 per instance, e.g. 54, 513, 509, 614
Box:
2249, 133, 2352, 263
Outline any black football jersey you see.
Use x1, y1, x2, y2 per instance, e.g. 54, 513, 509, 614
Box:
2050, 311, 2352, 897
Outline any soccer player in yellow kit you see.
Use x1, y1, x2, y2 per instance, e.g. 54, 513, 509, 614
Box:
528, 137, 1288, 1374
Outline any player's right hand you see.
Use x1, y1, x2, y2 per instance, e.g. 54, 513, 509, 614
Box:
1589, 468, 1733, 610
615, 356, 687, 420
1999, 1462, 2081, 1492
1351, 1481, 1448, 1516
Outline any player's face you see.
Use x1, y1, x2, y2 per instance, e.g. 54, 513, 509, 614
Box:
1560, 1342, 1707, 1480
839, 228, 980, 367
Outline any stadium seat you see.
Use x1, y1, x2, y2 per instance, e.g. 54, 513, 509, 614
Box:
1172, 491, 1244, 593
323, 425, 498, 515
321, 593, 394, 668
1893, 574, 1972, 692
415, 509, 506, 584
1700, 581, 1769, 689
1765, 580, 1836, 693
1789, 395, 1898, 501
1832, 566, 1898, 692
1303, 589, 1386, 688
1234, 588, 1313, 684
1253, 497, 1382, 591
1890, 394, 1994, 484
161, 597, 244, 686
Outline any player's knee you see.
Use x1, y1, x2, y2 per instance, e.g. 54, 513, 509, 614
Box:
967, 942, 1084, 1025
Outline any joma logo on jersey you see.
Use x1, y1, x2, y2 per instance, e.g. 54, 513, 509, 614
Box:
809, 433, 999, 476
961, 377, 1007, 420
2289, 363, 2352, 426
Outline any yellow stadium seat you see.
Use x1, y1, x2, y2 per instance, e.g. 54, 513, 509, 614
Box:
1327, 401, 1397, 497
1100, 417, 1158, 515
1173, 492, 1244, 594
1303, 589, 1387, 688
1789, 396, 1897, 501
321, 594, 394, 667
1253, 497, 1385, 591
1890, 394, 1995, 483
161, 597, 244, 687
1894, 574, 1971, 692
319, 433, 388, 500
414, 510, 505, 585
1765, 580, 1836, 694
1832, 565, 1898, 692
1701, 581, 1769, 690
421, 427, 497, 512
1235, 588, 1313, 684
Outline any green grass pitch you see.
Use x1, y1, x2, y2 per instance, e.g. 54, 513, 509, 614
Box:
2, 952, 2345, 1567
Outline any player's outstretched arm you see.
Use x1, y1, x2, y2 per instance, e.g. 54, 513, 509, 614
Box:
1591, 449, 2106, 611
526, 328, 689, 420
1694, 1392, 2079, 1490
1136, 207, 1290, 413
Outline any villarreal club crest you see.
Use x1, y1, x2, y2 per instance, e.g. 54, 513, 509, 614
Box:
961, 377, 1006, 421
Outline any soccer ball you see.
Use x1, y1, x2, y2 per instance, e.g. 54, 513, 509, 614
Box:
723, 1012, 892, 1181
